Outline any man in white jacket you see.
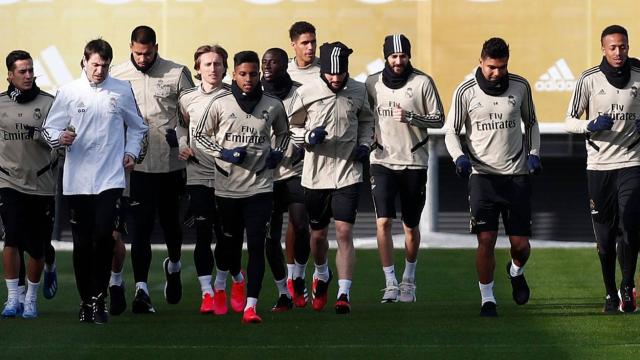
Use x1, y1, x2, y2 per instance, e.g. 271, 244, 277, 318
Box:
42, 39, 148, 325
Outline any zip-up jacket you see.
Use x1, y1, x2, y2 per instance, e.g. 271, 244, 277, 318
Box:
366, 69, 445, 170
564, 65, 640, 170
111, 55, 194, 173
289, 77, 375, 189
0, 90, 57, 195
194, 90, 289, 198
287, 57, 320, 85
42, 74, 148, 195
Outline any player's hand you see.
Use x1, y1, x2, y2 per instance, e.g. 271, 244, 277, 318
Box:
165, 129, 179, 148
265, 149, 284, 169
306, 126, 327, 145
123, 154, 135, 171
392, 105, 406, 123
352, 144, 370, 162
59, 130, 76, 146
527, 154, 542, 175
455, 155, 472, 178
220, 146, 247, 164
178, 147, 194, 161
587, 114, 613, 132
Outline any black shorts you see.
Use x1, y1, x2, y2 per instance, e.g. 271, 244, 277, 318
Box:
370, 164, 427, 228
273, 176, 305, 214
304, 183, 360, 230
0, 188, 54, 259
587, 166, 640, 231
468, 174, 531, 236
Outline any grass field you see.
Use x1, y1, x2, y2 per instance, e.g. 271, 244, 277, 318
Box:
1, 247, 640, 359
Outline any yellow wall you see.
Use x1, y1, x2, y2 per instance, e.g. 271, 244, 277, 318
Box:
1, 0, 639, 122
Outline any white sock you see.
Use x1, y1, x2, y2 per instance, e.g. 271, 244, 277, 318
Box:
314, 261, 329, 282
198, 275, 213, 295
295, 260, 307, 279
479, 281, 496, 305
18, 285, 25, 304
214, 269, 228, 291
510, 260, 524, 277
403, 259, 417, 283
44, 262, 56, 273
109, 271, 123, 287
245, 297, 258, 310
286, 263, 295, 280
338, 279, 352, 299
275, 278, 289, 296
167, 260, 181, 274
382, 265, 396, 283
26, 280, 39, 302
135, 282, 149, 295
5, 278, 18, 300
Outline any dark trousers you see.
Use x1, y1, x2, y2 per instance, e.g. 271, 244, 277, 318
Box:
128, 170, 184, 283
187, 185, 223, 277
588, 166, 640, 295
67, 188, 121, 303
216, 193, 272, 299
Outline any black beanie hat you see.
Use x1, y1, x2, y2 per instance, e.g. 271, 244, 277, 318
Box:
383, 34, 411, 59
319, 42, 353, 75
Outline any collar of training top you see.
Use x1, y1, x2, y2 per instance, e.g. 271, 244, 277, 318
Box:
475, 66, 509, 96
599, 56, 631, 90
7, 82, 40, 104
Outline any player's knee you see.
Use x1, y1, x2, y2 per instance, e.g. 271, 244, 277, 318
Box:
377, 218, 392, 231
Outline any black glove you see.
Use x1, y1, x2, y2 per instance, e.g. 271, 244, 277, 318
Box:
352, 144, 370, 162
306, 126, 327, 145
455, 155, 472, 178
220, 146, 247, 164
165, 129, 179, 148
527, 154, 542, 175
587, 114, 613, 132
292, 145, 305, 164
265, 149, 284, 169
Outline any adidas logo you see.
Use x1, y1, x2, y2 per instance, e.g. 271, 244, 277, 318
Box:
229, 113, 237, 119
535, 58, 576, 92
33, 46, 73, 94
597, 89, 607, 95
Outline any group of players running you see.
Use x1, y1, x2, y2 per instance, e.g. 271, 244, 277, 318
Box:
1, 20, 638, 324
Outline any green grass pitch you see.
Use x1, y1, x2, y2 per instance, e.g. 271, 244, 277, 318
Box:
2, 247, 640, 359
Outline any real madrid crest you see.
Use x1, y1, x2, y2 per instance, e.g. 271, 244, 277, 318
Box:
262, 110, 270, 121
33, 108, 42, 120
405, 87, 413, 98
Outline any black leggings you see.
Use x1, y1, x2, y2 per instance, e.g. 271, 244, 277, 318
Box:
216, 193, 272, 299
128, 171, 184, 283
588, 167, 640, 295
187, 185, 223, 277
67, 189, 121, 302
266, 203, 310, 280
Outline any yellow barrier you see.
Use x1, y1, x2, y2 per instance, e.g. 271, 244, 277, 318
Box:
1, 0, 638, 122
